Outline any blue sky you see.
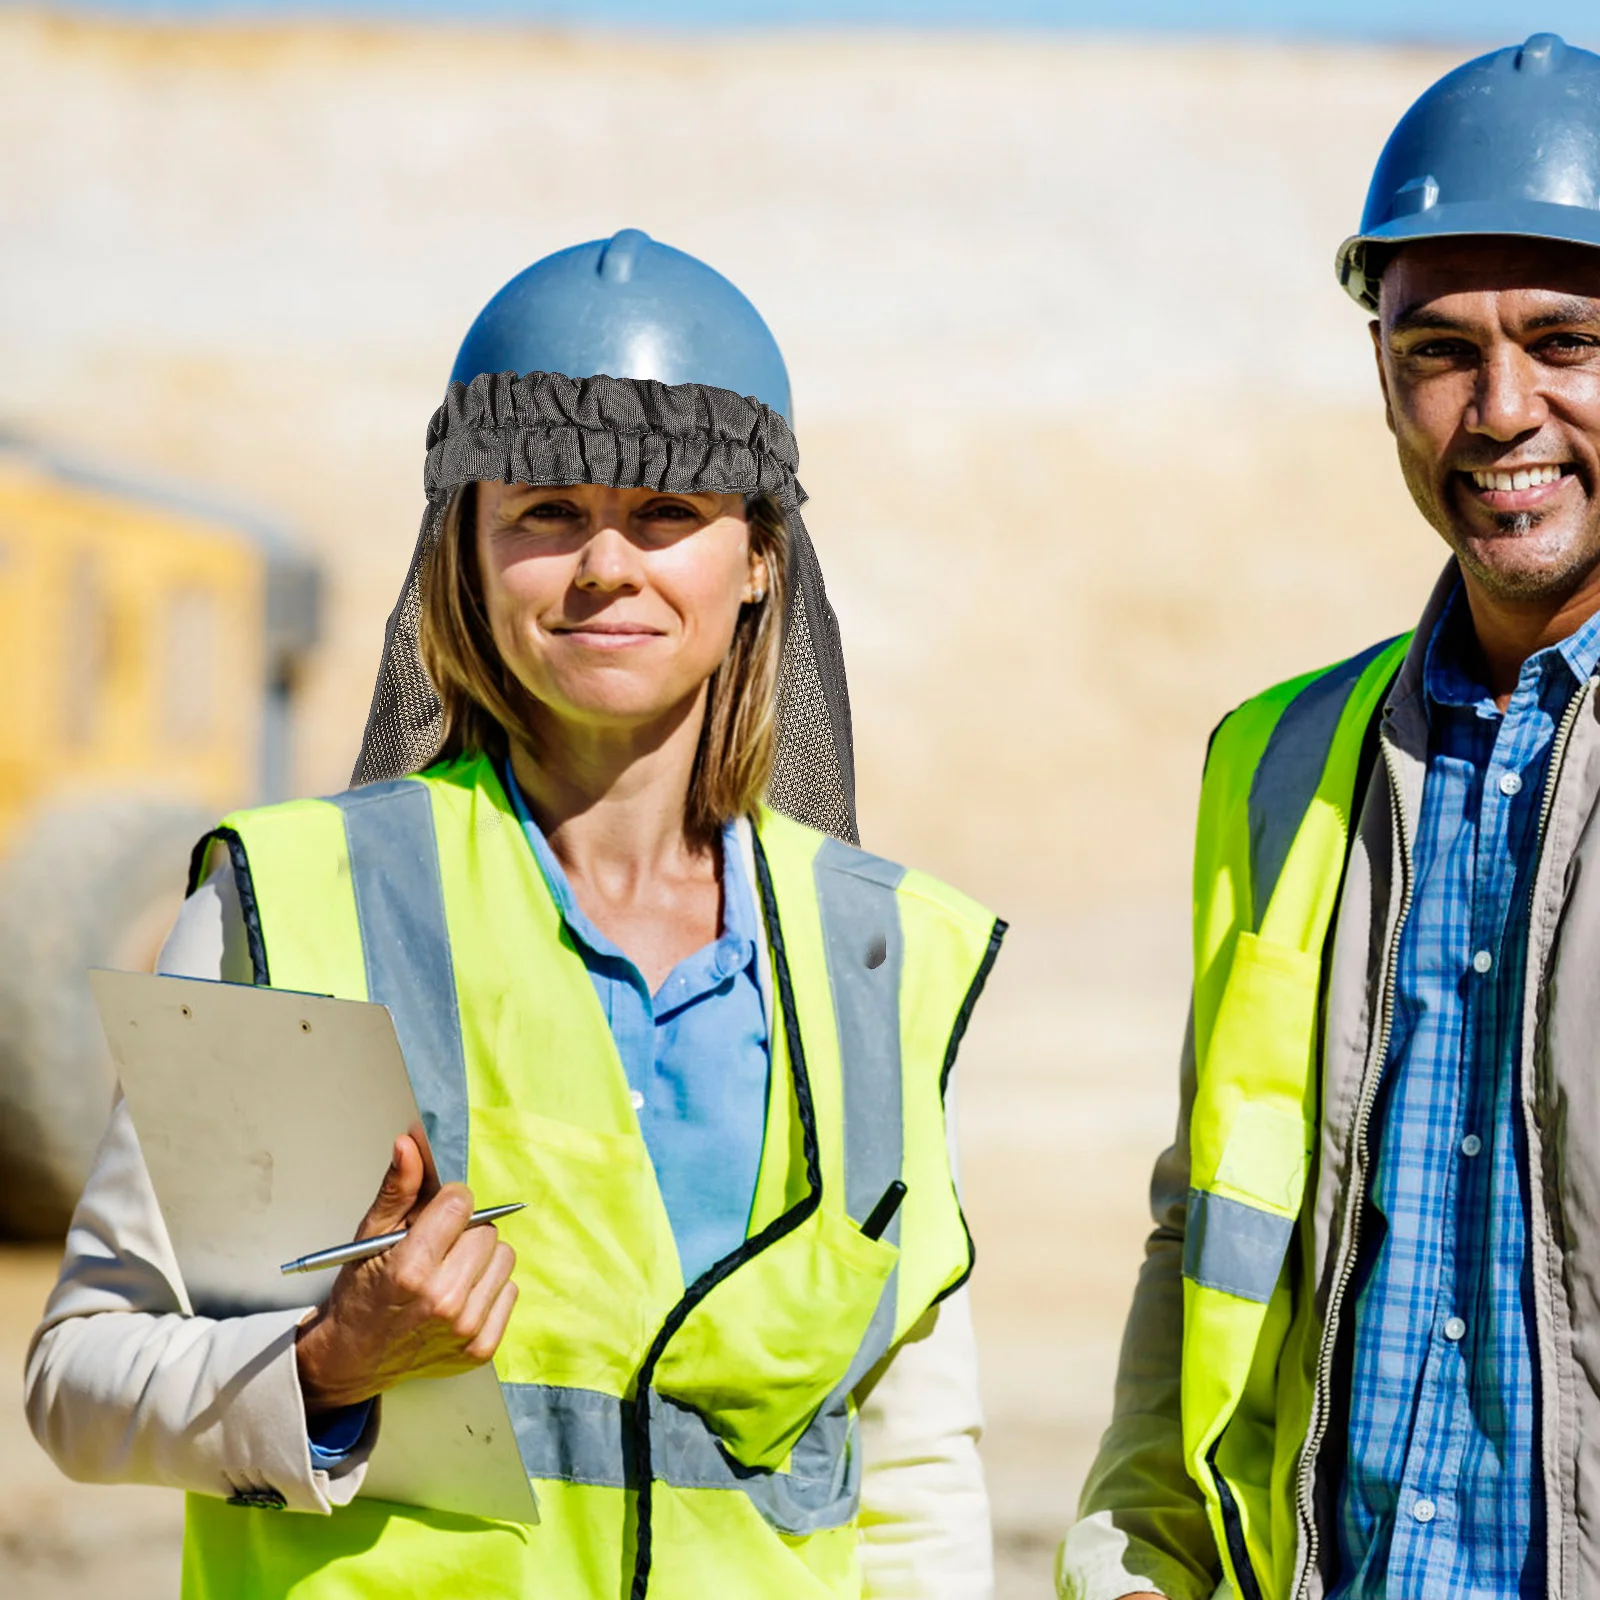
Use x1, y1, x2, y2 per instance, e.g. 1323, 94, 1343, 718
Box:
25, 1, 1600, 45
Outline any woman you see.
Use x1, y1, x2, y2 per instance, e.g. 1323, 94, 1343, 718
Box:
27, 232, 1005, 1599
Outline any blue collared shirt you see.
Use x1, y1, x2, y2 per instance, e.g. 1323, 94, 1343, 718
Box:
504, 769, 772, 1286
1332, 587, 1600, 1598
309, 774, 771, 1465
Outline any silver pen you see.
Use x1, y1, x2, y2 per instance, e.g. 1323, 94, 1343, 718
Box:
279, 1202, 526, 1276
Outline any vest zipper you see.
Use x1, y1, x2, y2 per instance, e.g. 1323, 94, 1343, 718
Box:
1290, 733, 1414, 1600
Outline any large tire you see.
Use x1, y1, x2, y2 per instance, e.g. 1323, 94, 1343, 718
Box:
0, 798, 210, 1238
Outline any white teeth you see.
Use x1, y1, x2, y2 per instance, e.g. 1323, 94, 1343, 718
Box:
1472, 465, 1566, 490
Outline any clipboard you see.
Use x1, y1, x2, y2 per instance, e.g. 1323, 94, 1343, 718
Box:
89, 968, 538, 1526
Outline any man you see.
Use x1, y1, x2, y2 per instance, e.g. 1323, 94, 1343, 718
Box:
1058, 33, 1600, 1600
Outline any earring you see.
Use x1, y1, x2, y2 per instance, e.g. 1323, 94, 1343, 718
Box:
749, 587, 766, 604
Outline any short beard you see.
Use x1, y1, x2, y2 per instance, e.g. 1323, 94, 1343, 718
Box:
1453, 507, 1598, 602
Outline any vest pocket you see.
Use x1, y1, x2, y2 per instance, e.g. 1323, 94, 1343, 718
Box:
1196, 929, 1318, 1211
469, 1106, 678, 1393
651, 1207, 897, 1472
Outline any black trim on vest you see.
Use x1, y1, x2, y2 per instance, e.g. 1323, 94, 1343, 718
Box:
1207, 1437, 1266, 1600
627, 828, 824, 1600
186, 827, 269, 987
931, 917, 1006, 1308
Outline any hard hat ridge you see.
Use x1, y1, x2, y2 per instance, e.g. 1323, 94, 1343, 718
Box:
1337, 33, 1600, 310
449, 229, 794, 422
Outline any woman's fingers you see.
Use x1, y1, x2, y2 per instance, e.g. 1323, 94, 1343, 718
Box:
385, 1182, 476, 1293
354, 1134, 427, 1240
463, 1278, 520, 1365
297, 1165, 519, 1407
413, 1216, 502, 1322
452, 1240, 517, 1343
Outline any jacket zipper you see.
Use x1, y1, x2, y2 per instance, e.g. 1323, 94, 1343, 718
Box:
1532, 681, 1587, 853
1290, 680, 1591, 1599
1290, 736, 1414, 1600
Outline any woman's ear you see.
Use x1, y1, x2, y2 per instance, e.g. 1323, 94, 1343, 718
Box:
744, 551, 769, 606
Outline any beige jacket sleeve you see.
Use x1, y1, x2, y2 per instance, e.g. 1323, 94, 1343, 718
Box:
23, 867, 376, 1513
858, 1287, 992, 1599
1054, 1006, 1219, 1600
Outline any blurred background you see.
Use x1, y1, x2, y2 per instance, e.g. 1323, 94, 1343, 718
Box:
0, 2, 1577, 1595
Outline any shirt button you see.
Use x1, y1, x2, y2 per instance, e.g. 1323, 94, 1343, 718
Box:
1472, 949, 1494, 974
1461, 1134, 1483, 1157
1443, 1317, 1467, 1342
1499, 771, 1523, 796
629, 1090, 645, 1111
1413, 1498, 1437, 1524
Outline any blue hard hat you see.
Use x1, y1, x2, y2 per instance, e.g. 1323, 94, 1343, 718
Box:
1337, 33, 1600, 311
449, 229, 792, 421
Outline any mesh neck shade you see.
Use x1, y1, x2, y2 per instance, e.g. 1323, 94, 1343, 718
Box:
350, 370, 858, 844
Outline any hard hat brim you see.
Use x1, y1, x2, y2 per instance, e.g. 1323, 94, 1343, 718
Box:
1337, 198, 1600, 312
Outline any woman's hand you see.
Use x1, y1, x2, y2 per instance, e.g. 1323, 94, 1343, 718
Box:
294, 1134, 518, 1413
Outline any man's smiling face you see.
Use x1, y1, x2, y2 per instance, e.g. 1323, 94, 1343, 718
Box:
1376, 237, 1600, 604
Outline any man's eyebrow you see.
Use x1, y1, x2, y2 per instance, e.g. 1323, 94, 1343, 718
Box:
1388, 295, 1600, 336
1388, 304, 1470, 335
1520, 296, 1600, 331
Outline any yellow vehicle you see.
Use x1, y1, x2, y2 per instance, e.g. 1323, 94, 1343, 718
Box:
0, 433, 319, 1237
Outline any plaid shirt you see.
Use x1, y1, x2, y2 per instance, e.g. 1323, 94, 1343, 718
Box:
1331, 588, 1600, 1599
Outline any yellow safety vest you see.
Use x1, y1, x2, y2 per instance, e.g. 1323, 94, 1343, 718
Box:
1182, 634, 1410, 1600
177, 752, 1003, 1600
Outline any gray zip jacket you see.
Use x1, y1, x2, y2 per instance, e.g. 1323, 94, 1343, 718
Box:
1060, 566, 1600, 1600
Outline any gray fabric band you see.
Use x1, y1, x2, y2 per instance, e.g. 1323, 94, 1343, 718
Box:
425, 372, 804, 514
815, 838, 906, 1394
1183, 1187, 1294, 1304
503, 1384, 858, 1536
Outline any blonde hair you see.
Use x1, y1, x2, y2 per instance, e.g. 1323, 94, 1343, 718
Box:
418, 484, 788, 843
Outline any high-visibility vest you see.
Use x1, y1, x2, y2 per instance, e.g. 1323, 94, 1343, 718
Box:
1182, 634, 1410, 1600
178, 752, 1004, 1600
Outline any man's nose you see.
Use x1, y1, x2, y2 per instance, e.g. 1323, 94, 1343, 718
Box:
1467, 345, 1548, 441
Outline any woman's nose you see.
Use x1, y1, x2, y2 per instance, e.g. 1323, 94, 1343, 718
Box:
573, 523, 643, 591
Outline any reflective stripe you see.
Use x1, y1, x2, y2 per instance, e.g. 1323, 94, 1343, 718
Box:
328, 781, 470, 1187
815, 841, 906, 1231
1247, 636, 1397, 928
1183, 1187, 1294, 1304
814, 839, 905, 1397
503, 1384, 858, 1535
